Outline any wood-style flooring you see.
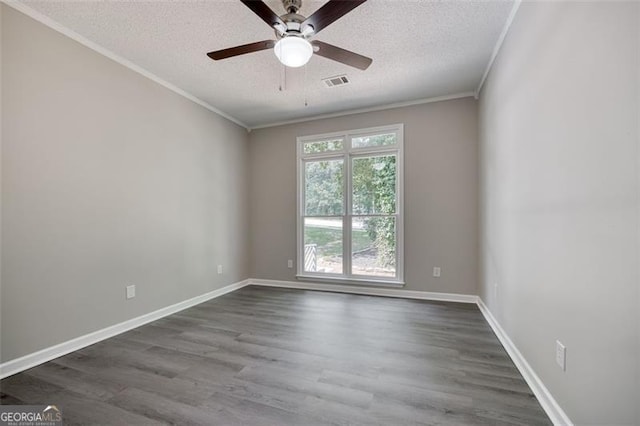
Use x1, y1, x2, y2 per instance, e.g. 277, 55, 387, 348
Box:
0, 286, 551, 425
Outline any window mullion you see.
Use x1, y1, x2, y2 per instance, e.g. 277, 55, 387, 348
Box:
344, 150, 352, 278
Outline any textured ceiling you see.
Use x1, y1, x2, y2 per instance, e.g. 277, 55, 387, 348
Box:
22, 0, 513, 128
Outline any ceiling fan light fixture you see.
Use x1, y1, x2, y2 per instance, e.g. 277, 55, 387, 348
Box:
274, 36, 313, 68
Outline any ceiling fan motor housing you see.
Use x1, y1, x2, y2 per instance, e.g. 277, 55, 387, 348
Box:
276, 0, 316, 39
275, 13, 314, 39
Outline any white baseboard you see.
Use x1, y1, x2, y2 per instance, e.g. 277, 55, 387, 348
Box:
477, 298, 573, 426
248, 278, 478, 304
0, 279, 250, 379
0, 277, 570, 426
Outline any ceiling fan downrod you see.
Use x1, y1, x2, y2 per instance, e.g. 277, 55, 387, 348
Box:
282, 0, 302, 14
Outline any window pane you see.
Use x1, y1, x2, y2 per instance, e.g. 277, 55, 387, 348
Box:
303, 139, 344, 154
352, 155, 396, 215
305, 159, 344, 216
351, 133, 396, 148
352, 216, 396, 277
304, 218, 343, 274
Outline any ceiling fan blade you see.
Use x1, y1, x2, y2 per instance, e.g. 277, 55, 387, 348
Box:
240, 0, 286, 28
312, 40, 372, 70
302, 0, 367, 35
207, 40, 276, 60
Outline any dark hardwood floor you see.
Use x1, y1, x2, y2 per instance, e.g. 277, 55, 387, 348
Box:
0, 286, 551, 425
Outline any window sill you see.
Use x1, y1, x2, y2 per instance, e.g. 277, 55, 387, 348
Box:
296, 274, 405, 288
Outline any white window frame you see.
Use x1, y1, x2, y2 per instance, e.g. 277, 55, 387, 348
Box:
296, 124, 404, 287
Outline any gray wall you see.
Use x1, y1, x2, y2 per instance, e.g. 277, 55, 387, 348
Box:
479, 2, 639, 424
249, 98, 478, 294
0, 4, 3, 360
0, 6, 250, 363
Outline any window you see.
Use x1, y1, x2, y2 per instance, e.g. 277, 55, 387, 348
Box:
297, 124, 404, 285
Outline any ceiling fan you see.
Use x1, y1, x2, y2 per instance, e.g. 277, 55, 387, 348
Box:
207, 0, 372, 70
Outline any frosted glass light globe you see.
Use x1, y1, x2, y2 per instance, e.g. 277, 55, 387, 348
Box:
274, 37, 313, 68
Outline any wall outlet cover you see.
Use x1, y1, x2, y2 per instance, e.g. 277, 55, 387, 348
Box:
126, 285, 136, 300
556, 340, 566, 371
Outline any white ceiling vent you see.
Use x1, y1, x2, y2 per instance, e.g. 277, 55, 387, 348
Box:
322, 75, 350, 88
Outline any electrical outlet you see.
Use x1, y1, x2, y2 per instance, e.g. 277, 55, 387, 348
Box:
217, 265, 223, 274
126, 285, 136, 300
556, 340, 566, 371
287, 259, 293, 268
433, 267, 441, 277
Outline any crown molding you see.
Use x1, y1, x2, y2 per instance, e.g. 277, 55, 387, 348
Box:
249, 92, 476, 130
475, 0, 522, 98
1, 0, 249, 129
3, 0, 510, 131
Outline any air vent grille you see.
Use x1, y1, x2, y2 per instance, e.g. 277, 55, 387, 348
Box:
322, 75, 350, 88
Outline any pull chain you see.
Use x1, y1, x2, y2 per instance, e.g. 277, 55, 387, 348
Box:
279, 62, 287, 92
304, 63, 308, 107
